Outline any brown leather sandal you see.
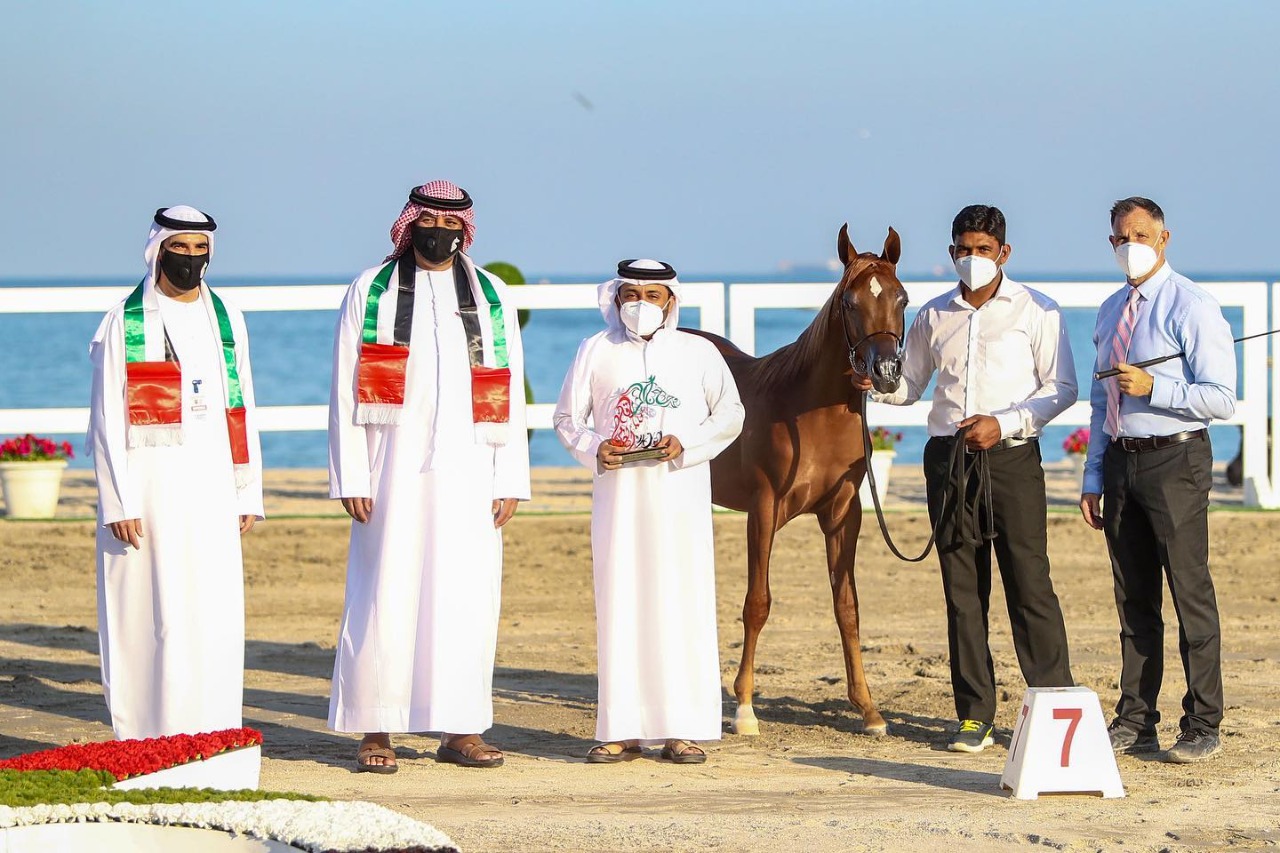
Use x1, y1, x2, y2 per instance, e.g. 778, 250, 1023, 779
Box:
437, 734, 504, 768
586, 741, 642, 764
660, 739, 707, 764
355, 739, 398, 774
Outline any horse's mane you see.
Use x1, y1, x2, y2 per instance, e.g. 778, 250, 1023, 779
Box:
744, 254, 879, 390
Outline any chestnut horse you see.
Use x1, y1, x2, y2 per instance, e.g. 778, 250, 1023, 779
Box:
691, 224, 907, 736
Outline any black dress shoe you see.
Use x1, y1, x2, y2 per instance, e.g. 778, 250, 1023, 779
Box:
1165, 728, 1221, 764
1107, 720, 1159, 754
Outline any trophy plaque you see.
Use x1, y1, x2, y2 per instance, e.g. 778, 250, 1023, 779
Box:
609, 393, 666, 466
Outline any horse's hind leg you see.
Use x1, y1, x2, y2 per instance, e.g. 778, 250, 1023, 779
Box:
733, 506, 778, 736
820, 505, 888, 737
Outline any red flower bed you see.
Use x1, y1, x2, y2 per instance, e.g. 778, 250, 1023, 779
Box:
0, 728, 262, 781
0, 433, 73, 462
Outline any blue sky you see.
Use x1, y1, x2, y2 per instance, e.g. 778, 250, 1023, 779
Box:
2, 0, 1277, 279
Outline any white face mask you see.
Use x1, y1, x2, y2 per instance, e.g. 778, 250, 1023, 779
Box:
619, 300, 667, 336
1114, 242, 1160, 280
954, 255, 1000, 290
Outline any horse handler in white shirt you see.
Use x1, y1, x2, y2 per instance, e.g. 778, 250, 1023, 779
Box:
857, 204, 1077, 753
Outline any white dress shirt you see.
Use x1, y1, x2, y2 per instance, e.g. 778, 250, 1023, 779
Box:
873, 275, 1078, 439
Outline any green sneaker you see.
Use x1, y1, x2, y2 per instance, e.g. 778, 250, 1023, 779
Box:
948, 719, 995, 753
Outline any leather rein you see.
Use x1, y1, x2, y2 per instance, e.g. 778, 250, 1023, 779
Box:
840, 297, 994, 562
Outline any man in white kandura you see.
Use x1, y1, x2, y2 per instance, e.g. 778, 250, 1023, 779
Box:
328, 180, 530, 772
88, 205, 263, 740
554, 259, 744, 764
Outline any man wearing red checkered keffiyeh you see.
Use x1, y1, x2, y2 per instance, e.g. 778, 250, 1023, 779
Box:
385, 179, 476, 261
327, 181, 530, 774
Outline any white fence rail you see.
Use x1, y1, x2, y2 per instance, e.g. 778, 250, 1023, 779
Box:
0, 282, 726, 434
1, 279, 1273, 506
730, 281, 1275, 507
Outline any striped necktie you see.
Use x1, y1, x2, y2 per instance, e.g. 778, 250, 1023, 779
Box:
1103, 286, 1142, 439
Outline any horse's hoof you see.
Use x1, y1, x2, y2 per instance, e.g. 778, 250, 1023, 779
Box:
863, 712, 889, 737
733, 708, 760, 736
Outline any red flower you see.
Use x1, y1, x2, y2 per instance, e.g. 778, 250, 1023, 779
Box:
1062, 427, 1090, 455
0, 433, 74, 462
0, 728, 264, 780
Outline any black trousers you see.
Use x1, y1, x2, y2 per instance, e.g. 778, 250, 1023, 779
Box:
924, 438, 1074, 723
1103, 434, 1223, 733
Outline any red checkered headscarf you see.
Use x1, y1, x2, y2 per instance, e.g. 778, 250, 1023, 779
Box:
385, 180, 476, 261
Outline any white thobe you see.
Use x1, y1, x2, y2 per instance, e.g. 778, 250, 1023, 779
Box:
89, 292, 263, 740
327, 262, 530, 734
555, 325, 744, 742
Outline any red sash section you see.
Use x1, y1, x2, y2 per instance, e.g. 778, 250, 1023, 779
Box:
471, 366, 512, 424
225, 407, 250, 465
126, 361, 182, 426
357, 343, 410, 406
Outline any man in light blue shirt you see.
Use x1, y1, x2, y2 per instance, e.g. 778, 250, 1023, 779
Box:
1079, 196, 1235, 764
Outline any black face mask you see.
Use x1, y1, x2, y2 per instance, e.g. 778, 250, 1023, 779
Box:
159, 251, 208, 292
411, 225, 464, 265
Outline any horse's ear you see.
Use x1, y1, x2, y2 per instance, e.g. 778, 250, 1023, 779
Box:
881, 226, 902, 266
838, 223, 855, 266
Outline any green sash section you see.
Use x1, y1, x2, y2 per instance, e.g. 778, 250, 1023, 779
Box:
208, 290, 244, 409
359, 259, 507, 366
361, 261, 397, 345
122, 281, 147, 363
474, 268, 509, 368
120, 281, 242, 408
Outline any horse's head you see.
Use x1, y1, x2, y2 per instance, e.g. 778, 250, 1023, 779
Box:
835, 224, 907, 394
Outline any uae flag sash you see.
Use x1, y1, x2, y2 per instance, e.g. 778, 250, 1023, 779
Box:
122, 282, 252, 485
355, 254, 511, 445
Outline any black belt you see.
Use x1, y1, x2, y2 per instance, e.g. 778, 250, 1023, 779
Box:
933, 435, 1036, 454
1111, 429, 1206, 453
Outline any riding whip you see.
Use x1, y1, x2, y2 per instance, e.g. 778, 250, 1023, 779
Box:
1093, 328, 1280, 380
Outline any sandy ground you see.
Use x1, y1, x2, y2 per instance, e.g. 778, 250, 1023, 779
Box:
2, 466, 1279, 852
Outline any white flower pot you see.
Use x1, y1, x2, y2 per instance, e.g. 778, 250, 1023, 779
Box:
0, 459, 68, 519
859, 450, 895, 507
1065, 453, 1086, 484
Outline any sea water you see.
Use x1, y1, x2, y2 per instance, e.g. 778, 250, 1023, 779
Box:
0, 273, 1250, 470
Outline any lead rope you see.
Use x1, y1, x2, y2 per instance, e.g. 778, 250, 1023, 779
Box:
858, 395, 996, 562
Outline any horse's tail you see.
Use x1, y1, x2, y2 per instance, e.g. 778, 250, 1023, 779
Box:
681, 328, 754, 362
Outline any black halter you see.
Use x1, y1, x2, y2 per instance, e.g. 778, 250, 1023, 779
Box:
839, 296, 903, 376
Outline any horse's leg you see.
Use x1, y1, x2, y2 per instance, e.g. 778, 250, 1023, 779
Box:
733, 503, 778, 736
818, 502, 888, 737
